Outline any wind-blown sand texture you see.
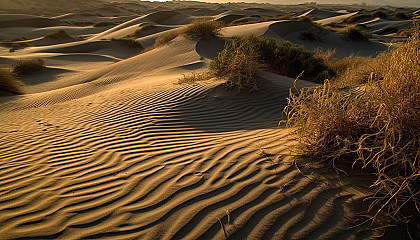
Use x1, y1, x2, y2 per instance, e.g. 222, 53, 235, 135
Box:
1, 1, 416, 239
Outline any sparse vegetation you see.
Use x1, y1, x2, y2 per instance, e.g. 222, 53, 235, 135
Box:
153, 19, 224, 48
111, 38, 144, 49
0, 68, 25, 94
210, 36, 334, 91
12, 58, 46, 75
300, 27, 326, 41
374, 26, 398, 35
338, 27, 369, 40
153, 31, 179, 48
178, 71, 212, 84
181, 18, 224, 40
283, 22, 420, 227
44, 30, 78, 40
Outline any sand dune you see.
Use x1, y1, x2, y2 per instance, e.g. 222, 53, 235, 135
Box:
1, 1, 415, 239
298, 8, 346, 19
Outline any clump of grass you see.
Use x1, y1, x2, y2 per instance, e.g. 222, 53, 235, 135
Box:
394, 12, 410, 20
337, 27, 369, 40
210, 36, 333, 91
300, 27, 326, 41
297, 16, 314, 22
153, 19, 224, 48
180, 19, 224, 40
44, 30, 78, 40
374, 26, 398, 35
284, 21, 420, 225
93, 21, 118, 27
178, 71, 212, 84
0, 68, 25, 94
110, 38, 144, 49
12, 58, 46, 75
341, 14, 372, 24
153, 31, 179, 48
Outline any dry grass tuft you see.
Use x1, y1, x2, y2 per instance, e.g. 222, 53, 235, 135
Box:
178, 71, 212, 84
0, 68, 25, 94
153, 31, 179, 48
284, 21, 420, 225
181, 19, 224, 40
111, 38, 144, 49
12, 58, 46, 75
44, 30, 78, 40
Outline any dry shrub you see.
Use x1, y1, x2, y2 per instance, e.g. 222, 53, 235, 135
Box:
178, 71, 212, 84
153, 31, 179, 48
153, 19, 223, 48
181, 19, 224, 40
284, 21, 420, 225
314, 48, 373, 87
0, 68, 25, 94
44, 30, 78, 40
12, 58, 45, 75
111, 38, 144, 49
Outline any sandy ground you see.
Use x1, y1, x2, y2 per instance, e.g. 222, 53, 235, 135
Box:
1, 1, 416, 239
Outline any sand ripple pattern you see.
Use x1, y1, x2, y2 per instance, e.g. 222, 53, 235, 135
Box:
0, 83, 373, 239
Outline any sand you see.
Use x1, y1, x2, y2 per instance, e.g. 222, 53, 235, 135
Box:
1, 1, 416, 239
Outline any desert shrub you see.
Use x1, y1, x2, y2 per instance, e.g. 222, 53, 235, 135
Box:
341, 14, 372, 24
297, 16, 314, 22
181, 19, 224, 40
374, 26, 398, 35
110, 38, 144, 49
210, 36, 333, 91
337, 27, 369, 40
284, 21, 420, 224
12, 58, 45, 75
300, 27, 326, 41
178, 71, 212, 84
394, 12, 410, 20
44, 30, 77, 40
153, 31, 179, 48
93, 21, 118, 27
371, 10, 388, 18
0, 68, 25, 94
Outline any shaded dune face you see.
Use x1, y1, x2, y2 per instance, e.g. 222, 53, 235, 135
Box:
0, 1, 414, 239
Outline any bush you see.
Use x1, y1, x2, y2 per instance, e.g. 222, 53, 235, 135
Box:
110, 38, 144, 49
284, 21, 420, 224
44, 30, 78, 40
0, 68, 25, 94
181, 19, 224, 40
153, 31, 179, 48
210, 36, 333, 91
338, 27, 369, 40
374, 26, 398, 35
12, 58, 46, 75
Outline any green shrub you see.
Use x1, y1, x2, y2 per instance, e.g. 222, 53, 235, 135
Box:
0, 68, 25, 94
283, 21, 420, 224
181, 19, 224, 40
210, 36, 333, 91
12, 58, 45, 75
